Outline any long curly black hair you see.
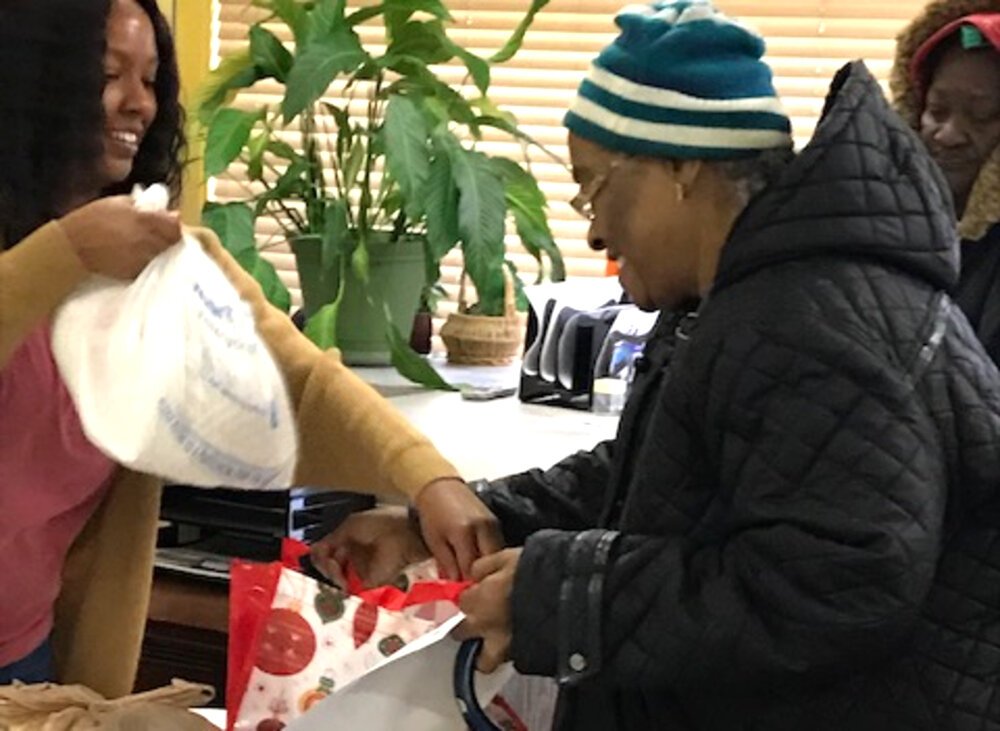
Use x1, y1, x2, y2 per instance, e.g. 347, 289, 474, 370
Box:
0, 0, 185, 248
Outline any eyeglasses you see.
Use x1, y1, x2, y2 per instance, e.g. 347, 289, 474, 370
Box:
569, 155, 627, 221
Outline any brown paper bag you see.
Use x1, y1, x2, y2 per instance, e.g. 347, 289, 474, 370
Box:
0, 678, 216, 730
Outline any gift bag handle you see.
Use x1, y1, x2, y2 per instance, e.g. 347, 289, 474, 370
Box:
454, 639, 503, 731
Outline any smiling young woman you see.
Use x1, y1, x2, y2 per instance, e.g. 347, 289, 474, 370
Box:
0, 0, 499, 696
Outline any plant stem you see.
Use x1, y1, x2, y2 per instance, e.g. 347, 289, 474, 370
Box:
258, 159, 309, 232
301, 108, 325, 232
358, 70, 384, 243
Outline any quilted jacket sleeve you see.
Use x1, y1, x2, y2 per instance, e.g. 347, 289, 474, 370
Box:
477, 440, 615, 547
509, 323, 948, 693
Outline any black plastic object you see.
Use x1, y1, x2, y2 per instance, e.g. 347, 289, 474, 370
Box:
454, 639, 502, 731
519, 299, 622, 410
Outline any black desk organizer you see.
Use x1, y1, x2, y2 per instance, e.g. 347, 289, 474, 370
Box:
518, 297, 629, 410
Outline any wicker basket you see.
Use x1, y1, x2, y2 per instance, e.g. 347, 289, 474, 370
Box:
440, 270, 522, 365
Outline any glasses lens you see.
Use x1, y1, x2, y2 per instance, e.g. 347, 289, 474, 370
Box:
570, 191, 591, 219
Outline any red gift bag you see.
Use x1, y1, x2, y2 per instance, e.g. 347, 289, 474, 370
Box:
226, 540, 494, 731
226, 541, 308, 730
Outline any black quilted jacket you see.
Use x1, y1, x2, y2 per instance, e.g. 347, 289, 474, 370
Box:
956, 224, 1000, 367
480, 63, 1000, 730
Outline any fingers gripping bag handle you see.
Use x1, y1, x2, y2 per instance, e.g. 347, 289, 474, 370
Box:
337, 547, 503, 730
51, 184, 298, 489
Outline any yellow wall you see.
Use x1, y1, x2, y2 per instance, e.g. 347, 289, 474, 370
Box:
156, 0, 173, 22
161, 0, 213, 224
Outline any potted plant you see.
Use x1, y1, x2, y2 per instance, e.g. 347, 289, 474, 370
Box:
196, 0, 565, 386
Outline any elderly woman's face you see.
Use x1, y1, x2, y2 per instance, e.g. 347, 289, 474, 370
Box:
568, 133, 705, 311
920, 44, 1000, 214
97, 0, 158, 189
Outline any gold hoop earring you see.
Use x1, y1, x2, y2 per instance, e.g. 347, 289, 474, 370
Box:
675, 182, 687, 203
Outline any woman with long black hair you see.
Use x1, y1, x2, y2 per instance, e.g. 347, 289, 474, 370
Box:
0, 0, 499, 695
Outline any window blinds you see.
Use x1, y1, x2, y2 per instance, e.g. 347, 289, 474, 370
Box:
211, 0, 930, 318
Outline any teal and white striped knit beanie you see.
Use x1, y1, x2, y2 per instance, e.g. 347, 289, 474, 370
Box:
565, 0, 793, 159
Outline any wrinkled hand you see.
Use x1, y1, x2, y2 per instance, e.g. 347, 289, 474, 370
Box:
457, 548, 522, 673
60, 195, 181, 280
310, 506, 428, 588
415, 478, 503, 580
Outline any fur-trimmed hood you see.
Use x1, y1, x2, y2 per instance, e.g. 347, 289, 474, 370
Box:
890, 0, 1000, 241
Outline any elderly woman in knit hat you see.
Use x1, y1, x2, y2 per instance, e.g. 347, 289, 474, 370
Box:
315, 1, 1000, 728
892, 0, 1000, 363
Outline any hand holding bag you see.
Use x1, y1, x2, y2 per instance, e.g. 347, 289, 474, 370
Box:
51, 185, 297, 489
227, 542, 519, 731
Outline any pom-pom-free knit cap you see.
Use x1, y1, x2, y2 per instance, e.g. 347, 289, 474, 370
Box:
565, 0, 793, 159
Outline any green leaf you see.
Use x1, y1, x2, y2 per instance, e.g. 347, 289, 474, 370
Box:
424, 154, 459, 260
385, 20, 454, 64
272, 0, 310, 45
201, 201, 257, 256
455, 48, 490, 95
476, 114, 567, 167
235, 250, 292, 313
342, 134, 366, 189
351, 60, 381, 82
384, 0, 452, 23
490, 0, 550, 63
383, 62, 478, 130
468, 262, 508, 316
266, 139, 299, 161
304, 301, 340, 349
320, 102, 350, 130
470, 96, 513, 121
204, 108, 261, 176
385, 314, 456, 390
492, 157, 565, 281
505, 258, 529, 311
422, 238, 442, 297
440, 137, 506, 295
380, 53, 428, 82
512, 204, 564, 280
491, 157, 545, 208
382, 189, 403, 218
384, 96, 430, 222
246, 133, 268, 180
252, 158, 311, 218
351, 240, 370, 284
432, 81, 479, 128
321, 102, 352, 160
471, 101, 520, 139
272, 159, 311, 198
195, 50, 259, 125
345, 4, 385, 27
422, 23, 489, 95
283, 27, 366, 123
249, 26, 293, 82
313, 0, 346, 35
321, 199, 351, 272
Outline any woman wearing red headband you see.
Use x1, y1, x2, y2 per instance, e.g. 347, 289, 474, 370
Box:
893, 1, 1000, 363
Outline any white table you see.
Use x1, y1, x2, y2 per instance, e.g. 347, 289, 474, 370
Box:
193, 708, 226, 728
358, 359, 620, 481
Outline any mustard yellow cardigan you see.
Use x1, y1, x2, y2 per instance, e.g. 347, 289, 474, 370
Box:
0, 222, 458, 698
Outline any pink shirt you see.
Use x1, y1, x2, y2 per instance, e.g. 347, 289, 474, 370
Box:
0, 325, 115, 666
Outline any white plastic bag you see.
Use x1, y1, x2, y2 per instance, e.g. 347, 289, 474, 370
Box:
51, 185, 297, 489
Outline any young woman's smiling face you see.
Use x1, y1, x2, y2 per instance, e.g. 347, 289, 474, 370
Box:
97, 0, 159, 190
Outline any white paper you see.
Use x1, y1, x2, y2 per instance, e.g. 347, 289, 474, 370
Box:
287, 615, 513, 731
